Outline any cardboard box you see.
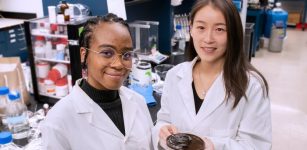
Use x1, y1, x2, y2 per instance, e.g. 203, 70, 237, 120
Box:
288, 12, 301, 25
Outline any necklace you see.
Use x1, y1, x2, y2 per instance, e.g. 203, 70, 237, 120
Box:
197, 64, 220, 98
197, 66, 206, 97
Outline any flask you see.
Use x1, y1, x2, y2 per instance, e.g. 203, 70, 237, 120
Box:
59, 1, 70, 21
4, 91, 30, 147
0, 131, 21, 150
171, 25, 186, 55
0, 86, 9, 126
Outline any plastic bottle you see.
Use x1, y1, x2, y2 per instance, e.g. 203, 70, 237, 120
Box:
59, 0, 70, 21
171, 25, 186, 55
4, 91, 30, 147
0, 132, 21, 150
44, 79, 56, 95
34, 36, 46, 58
0, 86, 9, 126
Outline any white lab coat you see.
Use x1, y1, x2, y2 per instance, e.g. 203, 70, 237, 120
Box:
41, 79, 153, 150
152, 58, 272, 150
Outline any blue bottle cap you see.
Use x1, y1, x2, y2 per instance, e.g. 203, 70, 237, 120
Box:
176, 25, 182, 30
0, 132, 13, 144
8, 91, 20, 101
0, 86, 9, 95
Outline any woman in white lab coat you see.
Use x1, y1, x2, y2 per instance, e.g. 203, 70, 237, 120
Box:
153, 0, 271, 149
41, 14, 153, 150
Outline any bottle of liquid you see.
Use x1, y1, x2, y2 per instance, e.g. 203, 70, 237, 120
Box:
0, 86, 9, 126
171, 25, 186, 55
4, 91, 30, 147
0, 131, 21, 150
59, 0, 70, 21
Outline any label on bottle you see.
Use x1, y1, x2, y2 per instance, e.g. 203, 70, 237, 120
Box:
7, 115, 26, 124
179, 40, 185, 50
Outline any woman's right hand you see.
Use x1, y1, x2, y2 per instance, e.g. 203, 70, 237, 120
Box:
158, 125, 178, 149
159, 124, 178, 141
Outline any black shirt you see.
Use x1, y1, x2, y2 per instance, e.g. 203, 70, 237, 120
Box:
192, 81, 204, 114
80, 79, 125, 135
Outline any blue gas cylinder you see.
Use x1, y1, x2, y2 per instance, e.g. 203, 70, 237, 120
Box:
264, 4, 288, 38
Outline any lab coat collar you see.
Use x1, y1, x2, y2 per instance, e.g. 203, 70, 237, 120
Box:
176, 57, 226, 126
118, 86, 138, 139
177, 57, 199, 119
70, 79, 138, 139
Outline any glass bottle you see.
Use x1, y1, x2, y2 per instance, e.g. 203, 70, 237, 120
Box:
59, 0, 70, 21
171, 25, 186, 55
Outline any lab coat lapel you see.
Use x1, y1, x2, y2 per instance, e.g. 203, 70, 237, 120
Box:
71, 79, 124, 138
119, 87, 138, 138
194, 73, 226, 126
177, 58, 198, 119
90, 103, 124, 138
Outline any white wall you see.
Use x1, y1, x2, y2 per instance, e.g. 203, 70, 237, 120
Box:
0, 0, 44, 17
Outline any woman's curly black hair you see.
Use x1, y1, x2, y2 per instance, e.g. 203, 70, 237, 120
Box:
79, 13, 130, 69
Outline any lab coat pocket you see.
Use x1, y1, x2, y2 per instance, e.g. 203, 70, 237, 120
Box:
209, 128, 237, 138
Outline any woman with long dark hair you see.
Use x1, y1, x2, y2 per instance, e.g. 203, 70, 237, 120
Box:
153, 0, 271, 149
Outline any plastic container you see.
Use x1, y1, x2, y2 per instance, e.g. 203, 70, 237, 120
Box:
45, 41, 53, 59
269, 26, 285, 52
171, 25, 186, 55
44, 79, 55, 95
36, 61, 50, 78
55, 77, 68, 97
34, 36, 46, 58
56, 44, 66, 60
48, 6, 57, 23
0, 87, 9, 123
38, 78, 46, 94
264, 3, 288, 38
0, 132, 21, 150
47, 63, 68, 82
4, 91, 30, 147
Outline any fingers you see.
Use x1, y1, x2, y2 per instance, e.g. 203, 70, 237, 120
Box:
159, 125, 178, 141
168, 124, 178, 134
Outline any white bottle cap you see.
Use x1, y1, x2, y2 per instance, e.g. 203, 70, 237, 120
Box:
276, 2, 281, 7
43, 103, 49, 109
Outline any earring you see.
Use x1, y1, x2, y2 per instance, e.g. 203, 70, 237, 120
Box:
82, 69, 88, 78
